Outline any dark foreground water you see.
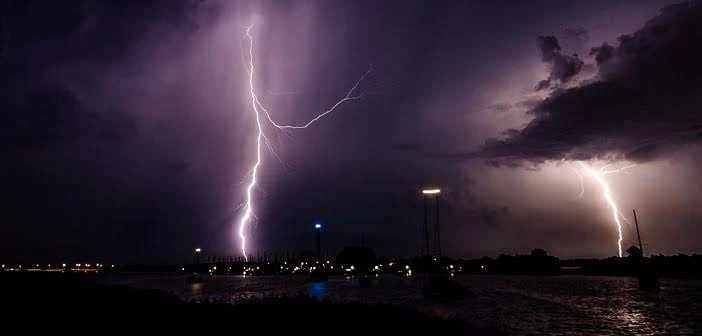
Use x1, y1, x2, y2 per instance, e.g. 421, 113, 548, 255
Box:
103, 274, 701, 335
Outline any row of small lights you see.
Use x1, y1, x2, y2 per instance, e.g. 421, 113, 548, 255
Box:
187, 261, 418, 277
182, 255, 472, 277
1, 263, 114, 270
187, 261, 466, 276
186, 260, 463, 270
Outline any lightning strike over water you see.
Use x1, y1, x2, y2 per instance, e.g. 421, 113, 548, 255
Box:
575, 161, 636, 257
237, 19, 372, 260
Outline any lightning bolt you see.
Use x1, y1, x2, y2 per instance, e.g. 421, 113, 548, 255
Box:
570, 166, 585, 198
237, 18, 373, 260
575, 161, 636, 257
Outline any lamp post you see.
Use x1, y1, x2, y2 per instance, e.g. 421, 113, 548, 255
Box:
314, 224, 322, 258
194, 248, 201, 264
422, 189, 441, 256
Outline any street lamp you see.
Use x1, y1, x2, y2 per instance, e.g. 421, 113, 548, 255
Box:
314, 224, 322, 258
194, 248, 202, 264
421, 188, 441, 256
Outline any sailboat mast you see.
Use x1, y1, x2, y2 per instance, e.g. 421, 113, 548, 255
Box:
633, 209, 644, 256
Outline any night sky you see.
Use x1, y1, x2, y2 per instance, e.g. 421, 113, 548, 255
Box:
2, 0, 701, 264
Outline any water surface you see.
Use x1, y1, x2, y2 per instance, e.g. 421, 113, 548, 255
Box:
103, 274, 701, 335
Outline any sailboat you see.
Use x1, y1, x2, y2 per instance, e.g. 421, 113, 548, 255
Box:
633, 210, 660, 292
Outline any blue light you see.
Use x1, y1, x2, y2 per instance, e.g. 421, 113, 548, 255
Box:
314, 224, 322, 229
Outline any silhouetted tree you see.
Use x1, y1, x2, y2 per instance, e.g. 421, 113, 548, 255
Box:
530, 248, 548, 257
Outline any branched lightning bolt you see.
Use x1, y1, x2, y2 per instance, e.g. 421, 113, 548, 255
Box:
575, 161, 636, 257
599, 164, 637, 175
262, 69, 373, 129
570, 166, 585, 198
236, 20, 264, 260
237, 19, 373, 260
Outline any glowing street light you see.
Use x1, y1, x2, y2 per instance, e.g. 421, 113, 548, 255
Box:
421, 188, 442, 256
194, 248, 202, 264
314, 224, 322, 257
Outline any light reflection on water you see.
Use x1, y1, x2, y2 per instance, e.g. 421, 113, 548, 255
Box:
188, 283, 202, 295
103, 274, 701, 335
307, 282, 326, 300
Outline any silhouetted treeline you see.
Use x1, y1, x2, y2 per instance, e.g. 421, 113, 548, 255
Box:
459, 250, 702, 278
458, 249, 559, 276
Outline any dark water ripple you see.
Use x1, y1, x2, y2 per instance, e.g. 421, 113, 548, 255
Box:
103, 274, 701, 335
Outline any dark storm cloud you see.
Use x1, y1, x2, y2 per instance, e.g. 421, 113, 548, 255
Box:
488, 103, 513, 114
0, 0, 230, 263
0, 82, 139, 148
479, 2, 702, 165
0, 0, 207, 148
0, 1, 85, 148
589, 42, 615, 65
535, 79, 552, 91
480, 205, 510, 227
162, 161, 191, 174
392, 143, 424, 152
0, 85, 81, 148
535, 35, 584, 90
562, 27, 588, 41
514, 99, 541, 110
